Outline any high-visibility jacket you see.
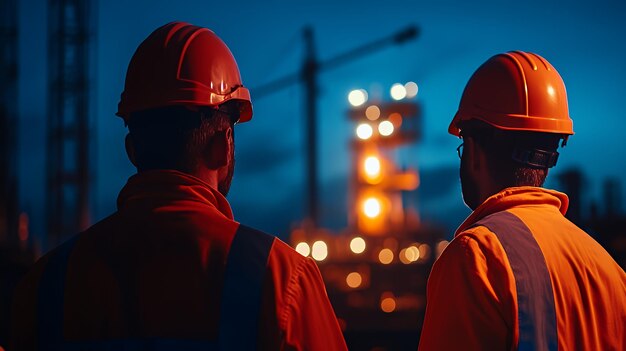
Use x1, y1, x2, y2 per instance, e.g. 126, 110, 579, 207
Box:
418, 186, 626, 351
10, 170, 348, 351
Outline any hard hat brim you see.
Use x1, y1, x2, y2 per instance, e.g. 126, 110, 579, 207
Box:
449, 110, 574, 137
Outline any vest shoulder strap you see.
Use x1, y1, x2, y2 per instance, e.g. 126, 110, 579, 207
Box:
470, 211, 558, 351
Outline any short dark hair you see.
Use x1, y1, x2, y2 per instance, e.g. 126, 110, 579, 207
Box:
127, 105, 232, 172
459, 120, 563, 187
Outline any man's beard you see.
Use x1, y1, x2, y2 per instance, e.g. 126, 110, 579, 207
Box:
218, 151, 235, 197
460, 159, 479, 210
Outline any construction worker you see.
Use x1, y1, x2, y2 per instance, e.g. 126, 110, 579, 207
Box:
418, 51, 626, 350
10, 22, 347, 350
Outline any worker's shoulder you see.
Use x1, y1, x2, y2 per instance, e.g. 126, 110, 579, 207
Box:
442, 215, 513, 266
455, 220, 504, 250
236, 224, 314, 277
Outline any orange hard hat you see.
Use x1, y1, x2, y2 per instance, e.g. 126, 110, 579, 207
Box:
449, 51, 573, 138
117, 22, 252, 123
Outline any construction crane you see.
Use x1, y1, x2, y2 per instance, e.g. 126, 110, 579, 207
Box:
253, 25, 419, 227
46, 0, 96, 248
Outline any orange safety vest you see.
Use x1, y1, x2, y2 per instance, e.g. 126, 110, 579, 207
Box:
11, 170, 347, 351
418, 187, 626, 350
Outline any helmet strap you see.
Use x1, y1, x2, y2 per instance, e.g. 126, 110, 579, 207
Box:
511, 148, 559, 168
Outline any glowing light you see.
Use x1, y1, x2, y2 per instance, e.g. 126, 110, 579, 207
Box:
405, 81, 418, 98
346, 272, 362, 288
378, 120, 394, 136
388, 112, 403, 128
436, 240, 450, 258
364, 156, 381, 178
378, 248, 394, 264
295, 242, 310, 257
363, 197, 381, 218
356, 123, 373, 140
399, 246, 420, 264
419, 244, 431, 261
311, 241, 328, 261
390, 83, 407, 100
348, 89, 368, 107
350, 236, 366, 254
380, 296, 396, 313
365, 105, 381, 120
18, 212, 29, 242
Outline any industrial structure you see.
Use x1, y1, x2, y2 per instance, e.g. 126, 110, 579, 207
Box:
46, 0, 95, 248
254, 25, 418, 227
290, 85, 447, 350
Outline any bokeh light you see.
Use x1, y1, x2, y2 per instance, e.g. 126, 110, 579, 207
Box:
388, 112, 403, 128
295, 242, 310, 257
419, 243, 431, 261
378, 248, 394, 264
311, 240, 328, 261
380, 294, 397, 313
348, 89, 368, 106
399, 246, 420, 264
390, 83, 407, 100
405, 81, 418, 98
364, 156, 381, 178
378, 120, 394, 136
365, 105, 381, 120
346, 272, 362, 288
356, 123, 373, 140
436, 240, 449, 258
363, 197, 381, 218
350, 236, 366, 254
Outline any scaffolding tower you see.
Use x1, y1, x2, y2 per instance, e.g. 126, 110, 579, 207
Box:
46, 0, 95, 247
0, 0, 19, 245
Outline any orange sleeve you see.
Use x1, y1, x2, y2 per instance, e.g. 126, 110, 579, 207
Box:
418, 231, 517, 351
281, 258, 348, 351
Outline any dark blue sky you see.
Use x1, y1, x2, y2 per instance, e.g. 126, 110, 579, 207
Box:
16, 0, 626, 247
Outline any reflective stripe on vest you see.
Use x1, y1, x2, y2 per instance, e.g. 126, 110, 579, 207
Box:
37, 224, 275, 350
470, 211, 558, 351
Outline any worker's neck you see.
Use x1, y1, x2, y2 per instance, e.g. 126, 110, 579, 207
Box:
137, 166, 220, 190
184, 166, 219, 190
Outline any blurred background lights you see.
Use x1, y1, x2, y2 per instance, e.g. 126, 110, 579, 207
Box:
419, 243, 431, 261
295, 242, 310, 257
364, 156, 381, 178
436, 240, 450, 258
378, 120, 394, 136
399, 246, 420, 264
348, 89, 368, 107
311, 240, 328, 261
365, 105, 381, 120
390, 83, 407, 100
356, 123, 373, 140
350, 236, 366, 254
363, 197, 381, 218
388, 112, 403, 128
404, 81, 418, 98
380, 293, 397, 313
378, 248, 394, 264
346, 272, 362, 288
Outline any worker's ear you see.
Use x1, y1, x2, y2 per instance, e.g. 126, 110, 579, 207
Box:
464, 137, 484, 171
125, 134, 138, 168
205, 127, 232, 169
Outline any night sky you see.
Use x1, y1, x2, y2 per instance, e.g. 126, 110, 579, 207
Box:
16, 0, 626, 249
